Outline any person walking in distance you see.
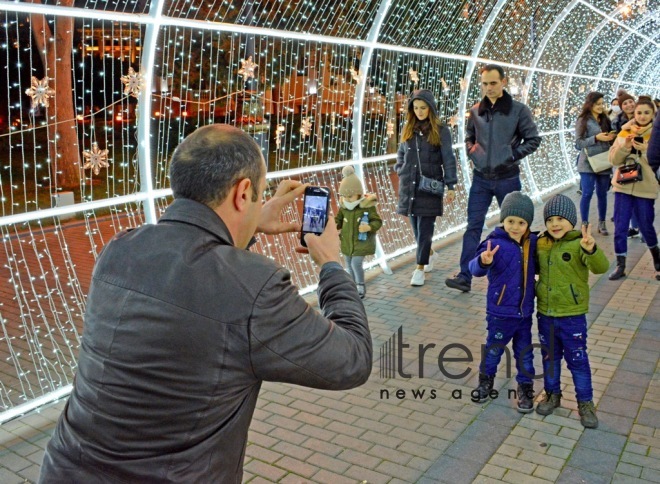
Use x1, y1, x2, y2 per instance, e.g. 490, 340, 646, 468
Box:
446, 64, 542, 292
395, 89, 458, 287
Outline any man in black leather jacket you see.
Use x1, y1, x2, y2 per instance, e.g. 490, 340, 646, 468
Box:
39, 124, 372, 483
446, 64, 542, 293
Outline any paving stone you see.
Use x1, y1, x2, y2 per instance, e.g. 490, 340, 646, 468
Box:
578, 428, 627, 455
616, 461, 643, 478
557, 466, 610, 484
597, 395, 641, 419
422, 455, 483, 483
569, 446, 620, 476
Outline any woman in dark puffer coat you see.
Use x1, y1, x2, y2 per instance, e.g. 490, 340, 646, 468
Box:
395, 89, 458, 287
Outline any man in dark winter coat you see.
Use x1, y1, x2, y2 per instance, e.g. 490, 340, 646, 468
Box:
39, 124, 373, 483
446, 64, 542, 292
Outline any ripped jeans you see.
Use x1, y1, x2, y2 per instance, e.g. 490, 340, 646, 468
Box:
538, 313, 593, 402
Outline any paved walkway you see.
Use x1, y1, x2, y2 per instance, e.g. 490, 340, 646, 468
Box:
0, 186, 658, 483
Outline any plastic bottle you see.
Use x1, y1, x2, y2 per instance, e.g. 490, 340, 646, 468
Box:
358, 212, 369, 241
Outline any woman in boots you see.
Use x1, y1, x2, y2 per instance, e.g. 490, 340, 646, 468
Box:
608, 98, 659, 280
575, 92, 616, 235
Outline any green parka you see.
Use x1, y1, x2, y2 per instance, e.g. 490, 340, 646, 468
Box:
536, 230, 609, 317
336, 194, 382, 257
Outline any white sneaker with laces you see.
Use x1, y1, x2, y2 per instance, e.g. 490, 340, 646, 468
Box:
410, 269, 425, 286
424, 252, 438, 273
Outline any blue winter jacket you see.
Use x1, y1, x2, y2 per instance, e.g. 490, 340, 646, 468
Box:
469, 227, 537, 318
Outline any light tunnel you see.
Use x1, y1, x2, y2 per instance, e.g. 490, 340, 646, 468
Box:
0, 0, 657, 418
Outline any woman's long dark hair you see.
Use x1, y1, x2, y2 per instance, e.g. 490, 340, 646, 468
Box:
576, 91, 611, 137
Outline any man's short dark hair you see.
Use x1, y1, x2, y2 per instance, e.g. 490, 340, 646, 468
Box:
481, 64, 506, 80
169, 124, 264, 207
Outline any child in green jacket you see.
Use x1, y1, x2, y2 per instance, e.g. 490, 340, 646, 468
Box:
535, 194, 609, 428
336, 166, 383, 299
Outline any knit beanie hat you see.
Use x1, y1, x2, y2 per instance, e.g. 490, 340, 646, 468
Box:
338, 166, 364, 197
543, 194, 577, 228
500, 191, 534, 226
618, 92, 635, 107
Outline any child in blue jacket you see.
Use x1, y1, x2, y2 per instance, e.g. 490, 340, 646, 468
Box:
469, 191, 537, 412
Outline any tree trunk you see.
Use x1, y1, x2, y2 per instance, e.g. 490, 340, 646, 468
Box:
28, 0, 80, 191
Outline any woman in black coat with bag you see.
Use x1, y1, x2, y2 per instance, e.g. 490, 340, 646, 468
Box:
394, 89, 457, 287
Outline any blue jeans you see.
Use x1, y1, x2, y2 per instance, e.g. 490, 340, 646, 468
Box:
538, 314, 593, 402
410, 216, 436, 265
579, 172, 610, 224
480, 314, 535, 384
344, 255, 365, 284
613, 192, 658, 255
459, 173, 521, 281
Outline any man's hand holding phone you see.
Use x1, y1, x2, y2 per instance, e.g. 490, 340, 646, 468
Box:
257, 180, 307, 235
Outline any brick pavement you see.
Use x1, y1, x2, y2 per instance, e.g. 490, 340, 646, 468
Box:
0, 186, 658, 483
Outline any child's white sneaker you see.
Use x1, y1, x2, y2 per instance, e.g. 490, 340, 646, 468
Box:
410, 269, 425, 286
424, 252, 438, 273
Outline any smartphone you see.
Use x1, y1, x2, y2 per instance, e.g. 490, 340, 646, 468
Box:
300, 186, 330, 247
633, 136, 644, 143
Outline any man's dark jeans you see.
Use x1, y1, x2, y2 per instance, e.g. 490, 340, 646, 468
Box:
538, 313, 593, 402
459, 173, 522, 282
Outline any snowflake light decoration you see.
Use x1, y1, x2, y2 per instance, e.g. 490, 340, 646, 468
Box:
25, 76, 56, 108
238, 56, 258, 80
386, 121, 395, 138
459, 78, 469, 91
82, 143, 110, 175
409, 68, 419, 85
349, 66, 361, 83
441, 78, 450, 94
275, 124, 286, 148
300, 117, 313, 138
120, 67, 144, 98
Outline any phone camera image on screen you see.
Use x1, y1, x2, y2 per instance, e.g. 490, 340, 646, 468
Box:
300, 186, 330, 247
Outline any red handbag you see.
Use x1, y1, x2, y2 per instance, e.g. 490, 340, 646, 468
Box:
616, 162, 643, 185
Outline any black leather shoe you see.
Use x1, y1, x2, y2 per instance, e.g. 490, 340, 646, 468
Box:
445, 275, 471, 292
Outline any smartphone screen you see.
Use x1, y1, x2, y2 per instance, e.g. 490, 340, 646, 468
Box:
300, 186, 330, 247
633, 136, 644, 143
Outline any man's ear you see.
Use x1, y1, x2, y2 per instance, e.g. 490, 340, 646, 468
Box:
233, 178, 252, 211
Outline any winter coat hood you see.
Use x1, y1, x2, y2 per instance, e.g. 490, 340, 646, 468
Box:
408, 89, 438, 117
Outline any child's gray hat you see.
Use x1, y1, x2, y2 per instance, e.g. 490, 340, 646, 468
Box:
544, 194, 577, 227
500, 191, 534, 226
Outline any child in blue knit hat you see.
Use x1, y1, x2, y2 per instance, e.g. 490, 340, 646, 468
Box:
469, 191, 538, 413
535, 194, 609, 428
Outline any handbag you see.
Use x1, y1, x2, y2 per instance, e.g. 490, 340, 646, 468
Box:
616, 161, 643, 184
415, 137, 445, 197
586, 150, 611, 173
419, 174, 444, 196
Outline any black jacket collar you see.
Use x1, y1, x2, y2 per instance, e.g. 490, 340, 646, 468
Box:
159, 198, 235, 246
478, 90, 513, 117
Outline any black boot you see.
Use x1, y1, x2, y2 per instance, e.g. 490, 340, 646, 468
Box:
609, 256, 626, 280
472, 373, 494, 403
517, 383, 535, 413
650, 246, 660, 272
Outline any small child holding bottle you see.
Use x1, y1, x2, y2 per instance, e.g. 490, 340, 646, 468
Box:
335, 166, 382, 299
535, 194, 609, 428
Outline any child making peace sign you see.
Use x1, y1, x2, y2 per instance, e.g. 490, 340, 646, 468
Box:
535, 194, 609, 429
